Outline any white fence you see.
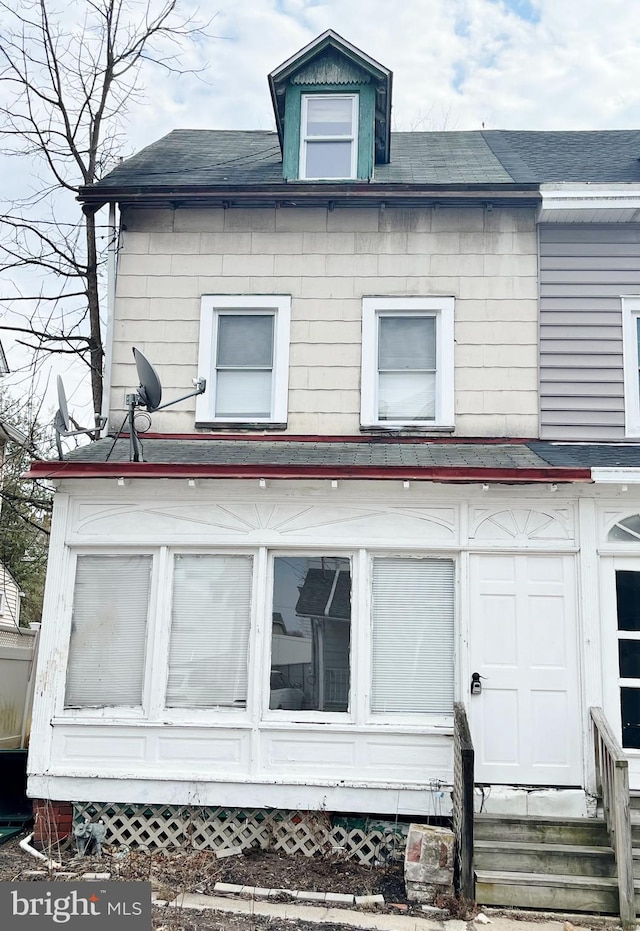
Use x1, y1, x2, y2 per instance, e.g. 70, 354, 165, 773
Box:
0, 623, 37, 749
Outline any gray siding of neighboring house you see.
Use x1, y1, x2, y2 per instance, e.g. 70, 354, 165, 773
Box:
539, 224, 640, 440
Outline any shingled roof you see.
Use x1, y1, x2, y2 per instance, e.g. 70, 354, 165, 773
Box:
81, 128, 640, 203
27, 437, 619, 484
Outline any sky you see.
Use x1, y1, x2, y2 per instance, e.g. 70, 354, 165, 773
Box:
2, 0, 640, 430
125, 0, 640, 152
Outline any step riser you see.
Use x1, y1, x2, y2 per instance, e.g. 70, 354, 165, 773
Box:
475, 824, 609, 845
475, 881, 618, 914
475, 849, 616, 878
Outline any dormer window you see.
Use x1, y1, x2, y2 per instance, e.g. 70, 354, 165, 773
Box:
300, 94, 358, 180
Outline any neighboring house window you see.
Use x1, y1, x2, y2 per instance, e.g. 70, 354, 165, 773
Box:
0, 591, 5, 615
270, 556, 351, 714
371, 557, 455, 714
622, 297, 640, 436
300, 94, 358, 180
166, 554, 253, 709
196, 296, 291, 425
65, 555, 152, 708
361, 297, 455, 429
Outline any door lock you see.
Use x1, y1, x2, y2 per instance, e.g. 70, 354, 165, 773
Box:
471, 672, 485, 695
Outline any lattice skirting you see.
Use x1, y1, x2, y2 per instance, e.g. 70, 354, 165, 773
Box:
73, 803, 409, 865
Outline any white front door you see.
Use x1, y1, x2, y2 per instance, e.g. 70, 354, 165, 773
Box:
468, 553, 582, 786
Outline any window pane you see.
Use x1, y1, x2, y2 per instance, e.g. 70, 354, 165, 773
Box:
620, 639, 640, 678
166, 555, 253, 708
215, 370, 272, 418
305, 141, 353, 179
306, 97, 353, 136
379, 317, 436, 370
65, 555, 151, 707
371, 558, 454, 713
609, 515, 640, 542
271, 556, 351, 712
616, 571, 640, 631
621, 687, 640, 749
378, 371, 436, 420
217, 315, 273, 367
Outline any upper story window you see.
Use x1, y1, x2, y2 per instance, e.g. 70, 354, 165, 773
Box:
360, 297, 455, 430
196, 295, 291, 426
622, 297, 640, 437
300, 94, 358, 180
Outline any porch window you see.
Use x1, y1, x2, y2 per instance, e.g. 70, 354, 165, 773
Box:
270, 556, 351, 712
65, 555, 152, 708
615, 569, 640, 748
166, 554, 253, 709
371, 557, 455, 713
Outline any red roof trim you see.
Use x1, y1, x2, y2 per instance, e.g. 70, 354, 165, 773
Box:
27, 461, 591, 483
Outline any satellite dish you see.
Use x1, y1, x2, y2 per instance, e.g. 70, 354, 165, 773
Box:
53, 376, 107, 460
56, 375, 71, 433
124, 346, 206, 462
133, 348, 162, 412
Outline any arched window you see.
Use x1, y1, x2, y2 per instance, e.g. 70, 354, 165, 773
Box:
608, 515, 640, 542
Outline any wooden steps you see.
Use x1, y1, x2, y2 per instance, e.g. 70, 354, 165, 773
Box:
474, 814, 625, 913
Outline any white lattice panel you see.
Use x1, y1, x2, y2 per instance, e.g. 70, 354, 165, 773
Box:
73, 803, 408, 864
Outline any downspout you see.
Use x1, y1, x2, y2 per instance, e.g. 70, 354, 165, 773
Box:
100, 202, 118, 436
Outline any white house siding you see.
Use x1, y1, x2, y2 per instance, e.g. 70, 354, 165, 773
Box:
30, 475, 638, 813
539, 224, 640, 440
110, 205, 538, 437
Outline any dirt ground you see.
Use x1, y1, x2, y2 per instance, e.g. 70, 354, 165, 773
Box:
0, 832, 445, 931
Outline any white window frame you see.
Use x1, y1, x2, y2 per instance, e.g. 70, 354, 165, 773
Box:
262, 550, 356, 724
0, 591, 5, 616
622, 296, 640, 437
360, 297, 455, 430
299, 93, 358, 181
58, 549, 158, 721
196, 295, 291, 425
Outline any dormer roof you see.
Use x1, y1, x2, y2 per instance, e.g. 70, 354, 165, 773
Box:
268, 29, 392, 165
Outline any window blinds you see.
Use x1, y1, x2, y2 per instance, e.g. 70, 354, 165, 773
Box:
215, 315, 274, 417
378, 316, 436, 420
65, 554, 152, 707
166, 554, 253, 708
371, 557, 454, 713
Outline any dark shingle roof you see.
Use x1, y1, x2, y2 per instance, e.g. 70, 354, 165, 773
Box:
88, 128, 640, 195
63, 438, 555, 469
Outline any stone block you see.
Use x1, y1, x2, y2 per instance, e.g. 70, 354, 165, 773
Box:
325, 892, 354, 904
526, 789, 588, 818
355, 894, 385, 905
404, 824, 455, 895
474, 785, 528, 815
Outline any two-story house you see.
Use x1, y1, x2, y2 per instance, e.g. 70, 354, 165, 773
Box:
26, 30, 640, 883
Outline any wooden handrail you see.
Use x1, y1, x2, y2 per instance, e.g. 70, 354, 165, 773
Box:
453, 702, 475, 902
590, 707, 635, 929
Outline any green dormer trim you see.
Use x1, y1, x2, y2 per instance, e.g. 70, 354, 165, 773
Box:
269, 29, 392, 180
282, 83, 375, 182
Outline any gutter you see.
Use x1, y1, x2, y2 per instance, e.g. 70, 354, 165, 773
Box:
78, 183, 541, 211
27, 461, 591, 483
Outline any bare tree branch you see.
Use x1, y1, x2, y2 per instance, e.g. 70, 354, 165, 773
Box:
0, 0, 213, 424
